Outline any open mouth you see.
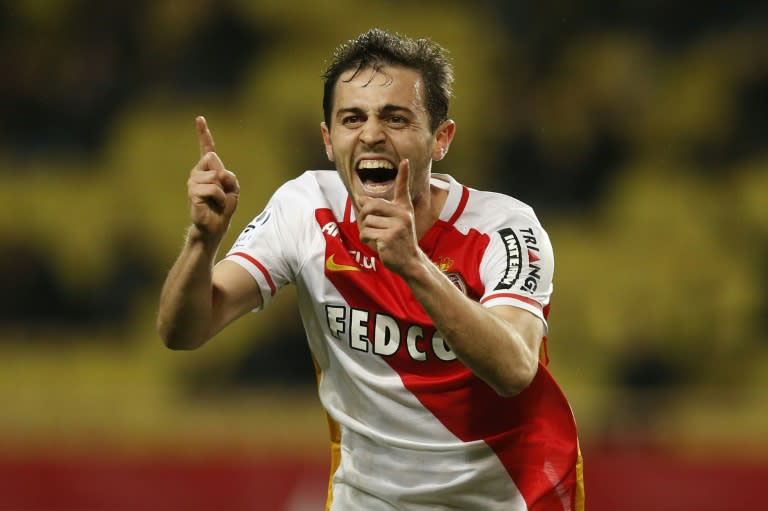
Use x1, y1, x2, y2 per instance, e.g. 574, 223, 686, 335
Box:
356, 159, 397, 192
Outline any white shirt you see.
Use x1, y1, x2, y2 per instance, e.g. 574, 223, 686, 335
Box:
225, 171, 582, 511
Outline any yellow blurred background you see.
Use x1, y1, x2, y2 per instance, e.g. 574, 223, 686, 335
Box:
1, 1, 766, 509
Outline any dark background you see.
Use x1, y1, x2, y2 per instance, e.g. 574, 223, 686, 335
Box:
1, 1, 766, 509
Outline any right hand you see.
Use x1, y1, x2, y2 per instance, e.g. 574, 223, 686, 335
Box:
188, 116, 240, 241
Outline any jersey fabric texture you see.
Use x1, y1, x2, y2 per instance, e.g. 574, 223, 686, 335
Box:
224, 170, 584, 511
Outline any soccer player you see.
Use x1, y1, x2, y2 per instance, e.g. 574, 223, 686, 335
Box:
157, 28, 584, 510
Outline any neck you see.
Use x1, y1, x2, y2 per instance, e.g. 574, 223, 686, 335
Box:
412, 180, 448, 240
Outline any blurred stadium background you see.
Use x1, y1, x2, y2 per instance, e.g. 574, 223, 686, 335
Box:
0, 1, 766, 509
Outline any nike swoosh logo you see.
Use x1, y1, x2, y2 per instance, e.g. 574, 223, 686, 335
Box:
326, 253, 361, 272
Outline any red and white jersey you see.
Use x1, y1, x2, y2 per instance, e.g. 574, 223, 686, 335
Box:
225, 171, 584, 511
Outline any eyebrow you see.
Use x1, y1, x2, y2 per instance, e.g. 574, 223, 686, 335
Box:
335, 104, 415, 118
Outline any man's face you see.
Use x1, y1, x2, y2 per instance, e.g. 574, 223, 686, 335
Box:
321, 65, 453, 209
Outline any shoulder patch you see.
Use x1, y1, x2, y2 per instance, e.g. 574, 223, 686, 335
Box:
494, 227, 522, 290
233, 206, 273, 249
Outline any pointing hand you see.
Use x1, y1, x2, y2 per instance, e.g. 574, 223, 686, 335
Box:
358, 159, 421, 276
187, 116, 240, 241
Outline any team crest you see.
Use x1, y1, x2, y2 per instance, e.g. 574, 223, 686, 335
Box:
433, 257, 466, 295
446, 272, 468, 295
434, 256, 453, 273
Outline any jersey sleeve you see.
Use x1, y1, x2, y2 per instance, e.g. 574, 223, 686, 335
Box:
478, 217, 554, 326
220, 178, 306, 311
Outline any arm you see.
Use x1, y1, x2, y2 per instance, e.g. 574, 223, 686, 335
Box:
157, 117, 262, 350
358, 161, 543, 396
402, 259, 542, 397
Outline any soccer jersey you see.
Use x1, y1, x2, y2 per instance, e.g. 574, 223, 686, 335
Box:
225, 170, 584, 511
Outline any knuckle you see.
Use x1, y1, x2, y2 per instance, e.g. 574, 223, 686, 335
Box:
201, 152, 222, 168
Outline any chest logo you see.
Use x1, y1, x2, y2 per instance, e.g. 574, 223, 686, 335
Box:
325, 253, 361, 272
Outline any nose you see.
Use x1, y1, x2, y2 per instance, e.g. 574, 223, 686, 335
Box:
359, 118, 386, 147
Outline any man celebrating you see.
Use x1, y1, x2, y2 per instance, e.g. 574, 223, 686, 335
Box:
158, 28, 584, 510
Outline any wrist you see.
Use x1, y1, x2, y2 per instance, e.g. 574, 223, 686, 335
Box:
399, 251, 434, 286
186, 224, 224, 254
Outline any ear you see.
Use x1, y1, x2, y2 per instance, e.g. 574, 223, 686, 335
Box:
431, 119, 456, 161
320, 122, 334, 161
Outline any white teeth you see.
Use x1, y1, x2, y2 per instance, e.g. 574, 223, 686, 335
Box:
358, 159, 394, 169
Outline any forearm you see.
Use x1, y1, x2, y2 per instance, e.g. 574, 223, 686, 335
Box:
157, 226, 221, 350
403, 254, 541, 397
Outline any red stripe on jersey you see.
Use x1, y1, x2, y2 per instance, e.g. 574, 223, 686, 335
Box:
343, 197, 353, 224
480, 292, 543, 311
230, 252, 276, 295
315, 207, 579, 510
446, 186, 470, 225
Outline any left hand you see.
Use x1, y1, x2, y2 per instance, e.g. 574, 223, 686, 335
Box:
358, 159, 421, 276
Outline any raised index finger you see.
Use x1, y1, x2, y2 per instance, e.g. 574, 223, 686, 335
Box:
393, 158, 412, 206
196, 115, 216, 157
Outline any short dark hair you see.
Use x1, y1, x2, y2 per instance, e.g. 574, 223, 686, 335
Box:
322, 28, 454, 133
